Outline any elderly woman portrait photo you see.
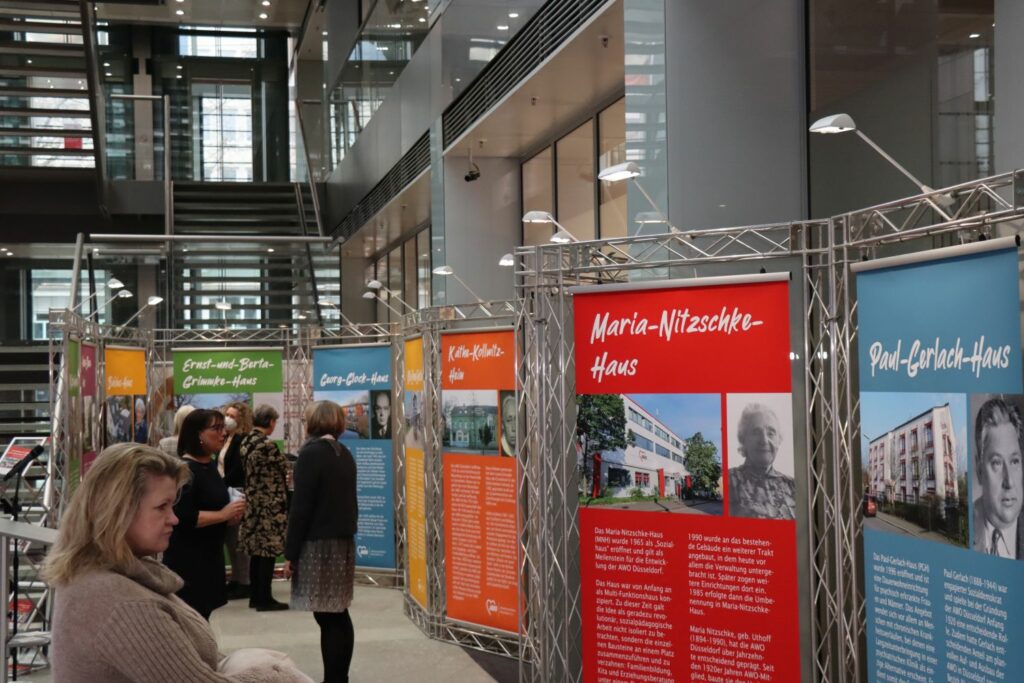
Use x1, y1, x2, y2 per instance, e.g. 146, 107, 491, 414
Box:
727, 394, 797, 520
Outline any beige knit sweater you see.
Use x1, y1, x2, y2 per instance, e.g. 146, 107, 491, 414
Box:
51, 556, 308, 682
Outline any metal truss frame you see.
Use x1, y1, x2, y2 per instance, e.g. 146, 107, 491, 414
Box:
828, 170, 1024, 683
297, 323, 406, 588
513, 219, 849, 683
399, 303, 524, 662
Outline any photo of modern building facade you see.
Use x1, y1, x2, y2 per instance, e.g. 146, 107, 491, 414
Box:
866, 403, 959, 506
592, 395, 690, 499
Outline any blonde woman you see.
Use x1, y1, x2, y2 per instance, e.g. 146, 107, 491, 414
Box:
159, 404, 195, 457
223, 400, 254, 600
45, 443, 311, 682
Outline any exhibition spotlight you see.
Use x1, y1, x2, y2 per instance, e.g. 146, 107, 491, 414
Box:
363, 290, 403, 317
431, 265, 492, 315
809, 113, 955, 213
597, 162, 680, 234
120, 295, 164, 327
94, 288, 133, 311
366, 279, 416, 312
69, 277, 125, 313
520, 211, 578, 244
550, 228, 578, 244
316, 297, 362, 330
498, 253, 515, 267
522, 210, 638, 262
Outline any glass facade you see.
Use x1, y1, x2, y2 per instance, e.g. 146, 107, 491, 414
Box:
364, 227, 431, 323
521, 97, 626, 246
808, 0, 995, 216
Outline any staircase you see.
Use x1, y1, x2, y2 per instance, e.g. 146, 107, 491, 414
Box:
0, 345, 50, 453
0, 0, 95, 171
169, 182, 334, 328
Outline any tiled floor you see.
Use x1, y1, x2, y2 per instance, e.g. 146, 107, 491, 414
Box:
16, 582, 519, 682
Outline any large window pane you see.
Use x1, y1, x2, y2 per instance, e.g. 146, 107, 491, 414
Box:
31, 270, 109, 340
375, 255, 387, 322
417, 229, 431, 309
599, 98, 628, 238
556, 121, 595, 241
404, 236, 417, 313
522, 148, 553, 246
388, 246, 403, 323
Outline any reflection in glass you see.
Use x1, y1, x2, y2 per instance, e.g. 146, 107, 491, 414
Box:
417, 228, 431, 309
599, 98, 627, 238
326, 0, 430, 169
522, 148, 553, 246
556, 120, 595, 241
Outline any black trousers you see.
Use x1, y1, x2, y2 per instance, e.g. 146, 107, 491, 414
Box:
248, 555, 277, 607
313, 610, 354, 683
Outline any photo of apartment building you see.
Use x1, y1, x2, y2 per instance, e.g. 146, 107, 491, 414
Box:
866, 403, 959, 506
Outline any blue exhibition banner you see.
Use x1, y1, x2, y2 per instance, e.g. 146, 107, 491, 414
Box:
312, 345, 396, 569
857, 246, 1022, 394
856, 243, 1024, 683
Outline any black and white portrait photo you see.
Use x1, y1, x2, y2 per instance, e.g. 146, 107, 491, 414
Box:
726, 393, 796, 520
970, 394, 1024, 560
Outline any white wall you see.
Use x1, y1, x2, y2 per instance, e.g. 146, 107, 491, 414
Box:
438, 155, 520, 305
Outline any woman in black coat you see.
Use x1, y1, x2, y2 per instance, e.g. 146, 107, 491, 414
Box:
163, 409, 246, 620
285, 400, 358, 683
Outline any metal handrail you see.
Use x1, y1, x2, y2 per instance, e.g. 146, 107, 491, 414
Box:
78, 0, 108, 219
0, 520, 58, 683
295, 98, 326, 236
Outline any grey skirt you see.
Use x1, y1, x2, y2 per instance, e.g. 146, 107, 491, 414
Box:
290, 537, 355, 612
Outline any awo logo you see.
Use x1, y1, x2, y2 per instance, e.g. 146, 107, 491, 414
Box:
356, 545, 369, 558
485, 599, 498, 615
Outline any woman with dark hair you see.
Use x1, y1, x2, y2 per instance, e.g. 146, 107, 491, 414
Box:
285, 401, 358, 683
239, 404, 289, 611
163, 409, 246, 620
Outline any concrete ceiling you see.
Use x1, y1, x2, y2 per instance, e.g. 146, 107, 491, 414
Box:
445, 0, 624, 159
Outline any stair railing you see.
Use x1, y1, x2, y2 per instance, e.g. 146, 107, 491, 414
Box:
78, 0, 108, 218
295, 98, 325, 236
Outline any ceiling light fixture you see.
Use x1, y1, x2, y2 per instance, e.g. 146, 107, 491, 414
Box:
266, 247, 274, 252
176, 65, 183, 70
508, 12, 519, 18
103, 62, 110, 67
497, 24, 509, 31
26, 59, 32, 64
431, 265, 491, 312
175, 9, 184, 15
810, 113, 955, 214
259, 12, 268, 19
262, 0, 271, 5
418, 17, 426, 23
969, 32, 981, 39
105, 72, 112, 77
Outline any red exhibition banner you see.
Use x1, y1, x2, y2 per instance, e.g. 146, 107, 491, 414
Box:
441, 330, 519, 633
573, 275, 802, 683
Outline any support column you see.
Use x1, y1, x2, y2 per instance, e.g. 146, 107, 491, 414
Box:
132, 27, 155, 180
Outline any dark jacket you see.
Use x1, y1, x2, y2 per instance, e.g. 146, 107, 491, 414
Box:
222, 433, 245, 489
284, 437, 358, 562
